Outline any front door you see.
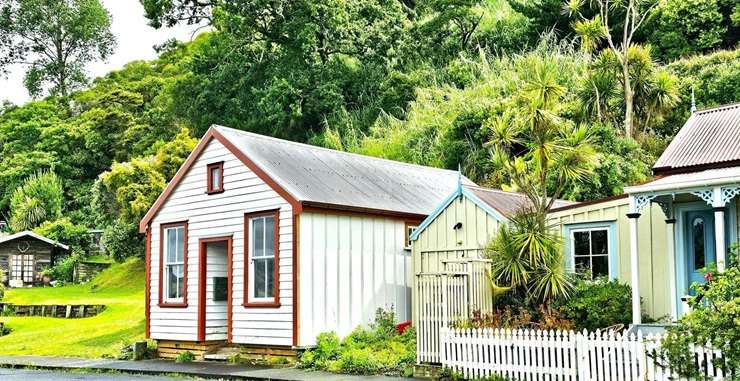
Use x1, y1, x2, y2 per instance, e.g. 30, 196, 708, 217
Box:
684, 210, 716, 294
198, 237, 232, 342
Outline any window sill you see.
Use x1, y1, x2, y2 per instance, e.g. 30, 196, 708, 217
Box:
242, 301, 281, 308
158, 302, 188, 308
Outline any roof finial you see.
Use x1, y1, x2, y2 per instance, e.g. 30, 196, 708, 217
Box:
691, 86, 697, 114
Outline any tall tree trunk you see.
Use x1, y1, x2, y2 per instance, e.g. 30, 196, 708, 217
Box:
623, 60, 633, 139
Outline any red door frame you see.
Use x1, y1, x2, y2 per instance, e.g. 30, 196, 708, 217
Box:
198, 236, 233, 342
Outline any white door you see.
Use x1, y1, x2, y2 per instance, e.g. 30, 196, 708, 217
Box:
10, 254, 34, 283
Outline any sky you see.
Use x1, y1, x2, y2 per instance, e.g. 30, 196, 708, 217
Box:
0, 1, 204, 105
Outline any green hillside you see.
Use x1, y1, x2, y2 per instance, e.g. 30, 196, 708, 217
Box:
0, 258, 145, 358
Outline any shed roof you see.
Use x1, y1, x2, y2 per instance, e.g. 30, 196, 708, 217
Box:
466, 185, 576, 217
0, 231, 69, 250
214, 125, 474, 217
654, 103, 740, 174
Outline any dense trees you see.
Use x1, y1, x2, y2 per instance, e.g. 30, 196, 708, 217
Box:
0, 0, 116, 97
0, 0, 739, 262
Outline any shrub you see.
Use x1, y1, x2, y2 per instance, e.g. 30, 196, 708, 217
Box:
659, 246, 740, 378
554, 276, 632, 331
43, 252, 82, 284
34, 217, 92, 255
103, 221, 144, 261
299, 308, 416, 376
175, 350, 195, 363
9, 170, 64, 232
453, 305, 575, 331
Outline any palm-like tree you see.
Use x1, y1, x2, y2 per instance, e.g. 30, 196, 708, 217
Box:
484, 55, 597, 303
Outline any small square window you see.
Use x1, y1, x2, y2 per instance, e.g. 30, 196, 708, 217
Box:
571, 227, 611, 279
207, 162, 224, 194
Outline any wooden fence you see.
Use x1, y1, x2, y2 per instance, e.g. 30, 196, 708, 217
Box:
416, 258, 493, 364
441, 327, 728, 381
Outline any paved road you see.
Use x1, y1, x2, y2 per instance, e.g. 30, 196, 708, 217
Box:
0, 368, 204, 380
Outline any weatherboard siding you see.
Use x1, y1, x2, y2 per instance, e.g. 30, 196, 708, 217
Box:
411, 194, 502, 325
548, 198, 671, 319
298, 212, 411, 346
149, 138, 294, 346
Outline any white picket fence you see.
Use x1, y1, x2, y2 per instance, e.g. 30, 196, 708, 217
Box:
441, 327, 728, 381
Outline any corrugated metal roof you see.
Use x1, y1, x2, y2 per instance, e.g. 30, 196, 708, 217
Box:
215, 125, 475, 216
625, 166, 740, 194
465, 185, 576, 217
654, 102, 740, 173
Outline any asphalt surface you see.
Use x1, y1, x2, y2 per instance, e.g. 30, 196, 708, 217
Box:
0, 368, 203, 380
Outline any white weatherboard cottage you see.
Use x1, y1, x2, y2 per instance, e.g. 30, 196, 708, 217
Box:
139, 125, 471, 356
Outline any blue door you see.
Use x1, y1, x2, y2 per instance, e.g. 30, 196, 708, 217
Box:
684, 210, 716, 293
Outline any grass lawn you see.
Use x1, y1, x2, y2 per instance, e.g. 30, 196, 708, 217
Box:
0, 258, 146, 358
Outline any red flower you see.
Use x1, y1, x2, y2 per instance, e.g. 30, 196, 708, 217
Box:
704, 272, 713, 282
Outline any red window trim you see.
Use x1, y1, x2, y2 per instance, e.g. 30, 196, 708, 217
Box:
158, 221, 189, 308
243, 209, 281, 308
206, 161, 225, 194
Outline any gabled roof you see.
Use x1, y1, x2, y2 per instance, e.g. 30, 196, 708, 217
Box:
410, 183, 575, 241
654, 102, 740, 174
0, 231, 69, 250
140, 125, 474, 232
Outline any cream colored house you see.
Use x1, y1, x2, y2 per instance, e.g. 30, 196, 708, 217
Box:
551, 102, 740, 323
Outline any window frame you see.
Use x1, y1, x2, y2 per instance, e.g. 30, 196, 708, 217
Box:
570, 226, 611, 279
243, 209, 281, 308
206, 162, 225, 194
405, 222, 419, 249
158, 221, 189, 308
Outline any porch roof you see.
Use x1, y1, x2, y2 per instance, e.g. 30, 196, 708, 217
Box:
624, 166, 740, 195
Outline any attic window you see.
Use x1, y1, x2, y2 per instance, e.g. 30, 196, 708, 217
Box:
206, 162, 224, 194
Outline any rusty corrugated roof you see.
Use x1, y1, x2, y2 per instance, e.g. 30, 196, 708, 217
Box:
215, 125, 476, 216
654, 102, 740, 173
465, 185, 576, 217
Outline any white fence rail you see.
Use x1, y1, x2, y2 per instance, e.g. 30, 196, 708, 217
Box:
441, 327, 728, 381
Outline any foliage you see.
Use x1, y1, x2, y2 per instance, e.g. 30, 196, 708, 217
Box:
487, 210, 573, 303
453, 305, 575, 331
647, 0, 726, 61
0, 0, 116, 97
102, 221, 144, 261
42, 252, 81, 284
0, 258, 145, 358
175, 350, 195, 363
0, 271, 4, 301
33, 217, 92, 255
554, 276, 633, 331
9, 170, 64, 232
659, 246, 740, 379
299, 308, 416, 376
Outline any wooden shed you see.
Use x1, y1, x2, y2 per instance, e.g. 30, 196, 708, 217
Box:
0, 231, 69, 287
138, 125, 474, 358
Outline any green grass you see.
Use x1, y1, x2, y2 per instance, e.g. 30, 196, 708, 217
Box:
0, 258, 146, 358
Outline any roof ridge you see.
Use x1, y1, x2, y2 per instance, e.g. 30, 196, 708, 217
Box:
694, 101, 740, 115
213, 125, 466, 177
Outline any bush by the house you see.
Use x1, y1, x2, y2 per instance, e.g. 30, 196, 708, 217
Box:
453, 305, 575, 331
659, 246, 740, 378
175, 350, 195, 363
103, 221, 144, 261
299, 308, 416, 377
34, 218, 93, 255
41, 252, 82, 284
554, 276, 633, 331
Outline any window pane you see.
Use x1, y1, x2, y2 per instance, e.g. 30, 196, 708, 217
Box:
167, 228, 177, 263
591, 230, 608, 254
592, 256, 609, 278
167, 264, 184, 299
574, 256, 590, 274
265, 258, 274, 297
265, 216, 275, 257
692, 217, 705, 269
254, 258, 266, 298
573, 232, 590, 255
176, 227, 184, 262
253, 218, 264, 257
211, 167, 221, 189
